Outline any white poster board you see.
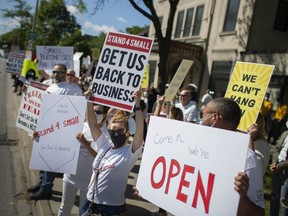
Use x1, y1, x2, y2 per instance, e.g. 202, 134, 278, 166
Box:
137, 117, 249, 216
90, 31, 153, 112
5, 52, 25, 75
36, 46, 74, 70
29, 94, 86, 174
16, 81, 49, 134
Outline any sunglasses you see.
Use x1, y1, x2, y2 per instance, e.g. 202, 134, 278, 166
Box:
67, 74, 75, 77
108, 128, 126, 136
94, 110, 103, 115
53, 70, 66, 75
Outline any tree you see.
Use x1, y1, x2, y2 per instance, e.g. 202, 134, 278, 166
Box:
1, 0, 33, 50
77, 0, 179, 94
126, 25, 149, 35
35, 0, 81, 46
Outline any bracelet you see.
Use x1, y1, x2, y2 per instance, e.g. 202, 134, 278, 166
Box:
134, 106, 142, 111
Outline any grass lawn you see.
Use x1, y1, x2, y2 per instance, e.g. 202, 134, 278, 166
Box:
264, 169, 273, 216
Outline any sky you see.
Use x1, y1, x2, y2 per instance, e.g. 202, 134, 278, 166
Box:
0, 0, 151, 36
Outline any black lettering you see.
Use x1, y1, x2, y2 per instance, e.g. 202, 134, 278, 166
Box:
101, 48, 111, 63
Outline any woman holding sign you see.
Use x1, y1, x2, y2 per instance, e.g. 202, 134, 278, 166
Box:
81, 89, 143, 216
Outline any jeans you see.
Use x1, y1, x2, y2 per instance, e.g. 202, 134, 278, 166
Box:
58, 181, 87, 216
38, 171, 58, 193
81, 198, 125, 216
270, 168, 288, 216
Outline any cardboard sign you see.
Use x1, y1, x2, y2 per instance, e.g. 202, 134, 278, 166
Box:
90, 32, 153, 112
36, 46, 74, 70
136, 116, 249, 216
225, 61, 274, 131
16, 81, 49, 134
29, 94, 86, 174
164, 60, 194, 101
20, 59, 40, 84
5, 52, 25, 75
141, 63, 149, 89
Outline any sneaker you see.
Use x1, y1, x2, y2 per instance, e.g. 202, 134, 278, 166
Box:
27, 184, 40, 193
29, 190, 52, 200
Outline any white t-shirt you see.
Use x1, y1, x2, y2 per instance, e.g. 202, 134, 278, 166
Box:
63, 122, 95, 191
245, 149, 264, 209
87, 134, 143, 206
46, 81, 83, 96
254, 139, 270, 176
175, 100, 198, 122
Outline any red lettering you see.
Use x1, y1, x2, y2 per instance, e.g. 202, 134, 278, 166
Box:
164, 159, 180, 194
151, 156, 166, 189
176, 165, 195, 203
192, 171, 215, 214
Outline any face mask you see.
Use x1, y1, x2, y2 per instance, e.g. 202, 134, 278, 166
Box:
286, 120, 288, 129
96, 114, 103, 124
110, 133, 128, 148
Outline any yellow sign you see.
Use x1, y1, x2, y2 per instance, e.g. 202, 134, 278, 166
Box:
225, 61, 274, 131
141, 63, 149, 89
21, 59, 39, 82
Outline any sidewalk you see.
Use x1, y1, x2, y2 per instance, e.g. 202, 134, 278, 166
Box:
6, 73, 162, 216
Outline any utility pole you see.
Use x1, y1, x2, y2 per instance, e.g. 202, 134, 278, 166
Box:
27, 0, 40, 52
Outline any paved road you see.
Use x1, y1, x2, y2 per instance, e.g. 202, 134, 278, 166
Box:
0, 72, 31, 215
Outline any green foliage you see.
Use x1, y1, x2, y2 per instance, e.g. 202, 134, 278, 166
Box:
125, 25, 149, 35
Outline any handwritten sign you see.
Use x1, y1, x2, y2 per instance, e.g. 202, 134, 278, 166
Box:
16, 81, 48, 134
90, 32, 153, 112
5, 52, 25, 75
225, 61, 274, 131
36, 46, 74, 70
137, 116, 249, 216
29, 94, 86, 174
164, 60, 194, 101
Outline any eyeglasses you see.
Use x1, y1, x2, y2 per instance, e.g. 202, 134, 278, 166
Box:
53, 70, 66, 75
108, 128, 126, 136
94, 110, 103, 115
202, 112, 220, 121
67, 74, 75, 77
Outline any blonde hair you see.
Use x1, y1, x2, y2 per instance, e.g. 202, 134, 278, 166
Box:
111, 110, 129, 130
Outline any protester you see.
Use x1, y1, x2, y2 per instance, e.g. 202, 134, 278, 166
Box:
269, 127, 288, 216
202, 97, 264, 215
28, 64, 83, 200
80, 89, 143, 216
251, 113, 270, 176
175, 86, 198, 123
58, 104, 108, 216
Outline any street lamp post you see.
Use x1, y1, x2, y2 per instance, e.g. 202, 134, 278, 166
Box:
27, 0, 40, 51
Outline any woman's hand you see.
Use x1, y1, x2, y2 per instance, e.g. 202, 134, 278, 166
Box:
234, 172, 249, 198
84, 88, 93, 100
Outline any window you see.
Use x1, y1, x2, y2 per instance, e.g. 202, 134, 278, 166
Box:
175, 10, 184, 38
192, 5, 204, 36
159, 16, 163, 28
183, 8, 194, 37
223, 0, 240, 32
148, 60, 157, 84
274, 0, 288, 32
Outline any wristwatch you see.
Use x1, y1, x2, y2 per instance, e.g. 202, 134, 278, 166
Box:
134, 106, 142, 111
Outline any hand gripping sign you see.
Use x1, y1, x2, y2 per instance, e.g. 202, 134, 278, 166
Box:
90, 32, 153, 112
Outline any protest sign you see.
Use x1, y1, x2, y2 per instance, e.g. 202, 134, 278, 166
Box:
141, 63, 149, 89
164, 60, 194, 101
5, 52, 25, 75
225, 61, 274, 131
36, 46, 74, 70
90, 31, 153, 112
137, 116, 249, 216
29, 94, 86, 174
16, 81, 48, 134
73, 52, 83, 77
20, 59, 40, 84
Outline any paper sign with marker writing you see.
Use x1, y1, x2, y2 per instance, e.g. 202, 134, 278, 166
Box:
16, 81, 48, 134
136, 116, 249, 216
164, 60, 193, 101
90, 31, 153, 112
29, 94, 86, 174
225, 61, 274, 131
5, 52, 25, 75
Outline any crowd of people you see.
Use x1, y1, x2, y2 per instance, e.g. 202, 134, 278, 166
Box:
15, 64, 288, 216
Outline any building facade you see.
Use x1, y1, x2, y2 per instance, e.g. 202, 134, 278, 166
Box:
148, 0, 288, 108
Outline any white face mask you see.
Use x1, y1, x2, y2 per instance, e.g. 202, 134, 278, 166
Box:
97, 114, 103, 124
